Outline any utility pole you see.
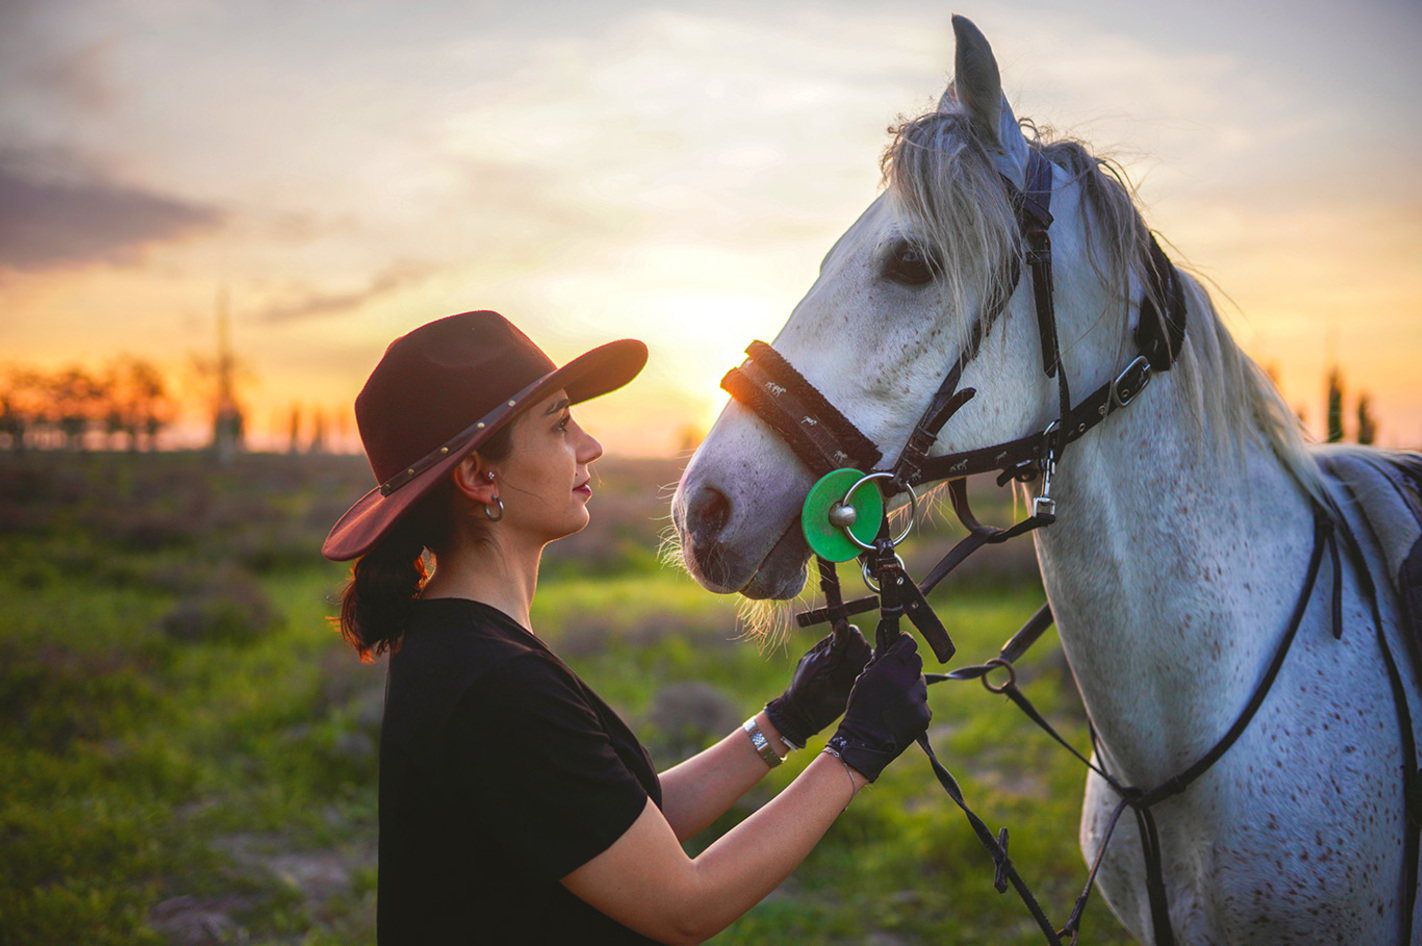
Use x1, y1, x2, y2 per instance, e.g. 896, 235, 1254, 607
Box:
212, 287, 245, 463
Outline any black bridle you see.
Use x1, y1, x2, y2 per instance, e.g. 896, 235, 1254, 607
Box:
722, 148, 1184, 667
717, 148, 1418, 945
723, 148, 1184, 526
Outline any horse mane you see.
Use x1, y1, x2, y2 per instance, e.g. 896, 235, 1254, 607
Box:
881, 105, 1327, 506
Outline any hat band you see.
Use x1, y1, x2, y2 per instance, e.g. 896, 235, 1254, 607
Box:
378, 375, 546, 496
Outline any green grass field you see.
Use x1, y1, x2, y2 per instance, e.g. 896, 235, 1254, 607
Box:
0, 451, 1134, 944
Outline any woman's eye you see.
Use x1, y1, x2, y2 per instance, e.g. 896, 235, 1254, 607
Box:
882, 241, 937, 286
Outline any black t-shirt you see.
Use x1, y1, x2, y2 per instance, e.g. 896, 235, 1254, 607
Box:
377, 597, 663, 944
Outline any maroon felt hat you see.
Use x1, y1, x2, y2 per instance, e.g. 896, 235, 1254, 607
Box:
322, 310, 647, 561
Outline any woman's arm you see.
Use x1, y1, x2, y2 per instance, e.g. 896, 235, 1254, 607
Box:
565, 745, 866, 945
561, 635, 928, 946
657, 710, 791, 842
659, 626, 872, 842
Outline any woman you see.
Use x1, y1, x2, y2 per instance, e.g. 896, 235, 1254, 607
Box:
323, 311, 931, 944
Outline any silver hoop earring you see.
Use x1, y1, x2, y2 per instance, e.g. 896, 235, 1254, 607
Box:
484, 497, 504, 522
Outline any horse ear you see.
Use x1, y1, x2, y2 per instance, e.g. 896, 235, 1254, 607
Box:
950, 15, 1003, 150
944, 15, 1027, 178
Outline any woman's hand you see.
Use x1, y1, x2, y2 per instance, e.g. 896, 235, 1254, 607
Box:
764, 624, 873, 749
825, 634, 931, 782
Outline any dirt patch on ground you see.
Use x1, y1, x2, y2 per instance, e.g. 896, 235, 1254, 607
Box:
150, 832, 376, 945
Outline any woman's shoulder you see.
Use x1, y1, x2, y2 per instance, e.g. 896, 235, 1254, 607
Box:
389, 597, 588, 705
400, 597, 540, 657
384, 599, 544, 704
382, 600, 604, 766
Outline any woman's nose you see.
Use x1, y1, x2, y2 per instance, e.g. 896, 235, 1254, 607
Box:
577, 426, 603, 464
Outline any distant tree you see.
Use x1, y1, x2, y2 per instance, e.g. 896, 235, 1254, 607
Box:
49, 366, 106, 450
0, 397, 16, 451
1357, 393, 1378, 445
308, 408, 327, 455
1326, 368, 1345, 444
103, 356, 175, 450
331, 410, 353, 454
0, 368, 46, 451
287, 403, 302, 454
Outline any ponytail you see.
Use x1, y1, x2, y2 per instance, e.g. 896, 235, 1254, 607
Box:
336, 422, 515, 661
338, 523, 428, 662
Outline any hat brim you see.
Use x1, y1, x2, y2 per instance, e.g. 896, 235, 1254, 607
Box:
322, 337, 647, 561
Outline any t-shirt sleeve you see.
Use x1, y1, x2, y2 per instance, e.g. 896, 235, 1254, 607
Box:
443, 654, 651, 882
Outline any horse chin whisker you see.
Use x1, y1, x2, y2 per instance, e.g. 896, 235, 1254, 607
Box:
734, 581, 820, 655
735, 597, 794, 653
656, 523, 686, 572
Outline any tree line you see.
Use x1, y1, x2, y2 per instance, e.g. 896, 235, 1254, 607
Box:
0, 357, 179, 452
0, 355, 1394, 453
1325, 368, 1378, 445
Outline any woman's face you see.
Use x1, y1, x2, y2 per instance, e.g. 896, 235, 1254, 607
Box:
493, 389, 603, 545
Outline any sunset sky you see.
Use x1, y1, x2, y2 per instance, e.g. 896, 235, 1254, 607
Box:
2, 0, 1419, 457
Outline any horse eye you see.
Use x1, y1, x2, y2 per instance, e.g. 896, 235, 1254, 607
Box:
882, 241, 937, 286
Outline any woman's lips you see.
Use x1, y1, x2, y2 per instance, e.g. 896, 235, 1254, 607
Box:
574, 480, 592, 498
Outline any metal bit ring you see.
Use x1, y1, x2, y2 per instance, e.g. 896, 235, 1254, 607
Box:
842, 472, 918, 551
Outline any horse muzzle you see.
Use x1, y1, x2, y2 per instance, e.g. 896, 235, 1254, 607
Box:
675, 480, 811, 600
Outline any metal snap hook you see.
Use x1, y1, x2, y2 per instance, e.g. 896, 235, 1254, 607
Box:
859, 551, 907, 593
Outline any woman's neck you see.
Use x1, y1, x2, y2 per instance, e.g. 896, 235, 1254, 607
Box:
421, 535, 544, 631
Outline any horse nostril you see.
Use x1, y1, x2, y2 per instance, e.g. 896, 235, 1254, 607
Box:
686, 485, 731, 547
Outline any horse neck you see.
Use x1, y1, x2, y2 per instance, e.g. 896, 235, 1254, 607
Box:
1030, 313, 1317, 785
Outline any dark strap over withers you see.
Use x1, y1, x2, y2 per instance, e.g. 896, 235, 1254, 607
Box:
1136, 234, 1188, 373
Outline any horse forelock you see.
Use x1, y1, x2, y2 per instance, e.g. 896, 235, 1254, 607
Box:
880, 108, 1019, 361
880, 104, 1327, 506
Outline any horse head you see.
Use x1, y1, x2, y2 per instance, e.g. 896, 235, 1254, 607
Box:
673, 16, 1147, 599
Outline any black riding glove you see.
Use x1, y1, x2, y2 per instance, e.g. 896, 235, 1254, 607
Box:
825, 634, 931, 782
765, 625, 873, 749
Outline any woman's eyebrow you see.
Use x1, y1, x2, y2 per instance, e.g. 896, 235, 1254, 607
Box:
544, 397, 571, 416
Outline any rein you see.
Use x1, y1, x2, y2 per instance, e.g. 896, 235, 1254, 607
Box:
717, 148, 1418, 944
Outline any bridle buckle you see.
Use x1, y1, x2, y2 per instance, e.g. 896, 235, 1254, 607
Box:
1110, 355, 1152, 410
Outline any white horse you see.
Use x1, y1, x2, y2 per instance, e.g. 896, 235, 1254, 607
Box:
673, 15, 1420, 945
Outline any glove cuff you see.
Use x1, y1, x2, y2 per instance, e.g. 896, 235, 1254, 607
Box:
763, 698, 808, 751
825, 731, 889, 783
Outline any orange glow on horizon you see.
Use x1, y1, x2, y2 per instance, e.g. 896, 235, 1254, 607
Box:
2, 4, 1417, 454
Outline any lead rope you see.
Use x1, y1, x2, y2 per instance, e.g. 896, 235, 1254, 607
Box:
860, 536, 1066, 946
807, 497, 1348, 945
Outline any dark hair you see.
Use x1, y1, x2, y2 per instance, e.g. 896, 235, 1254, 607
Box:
336, 423, 515, 662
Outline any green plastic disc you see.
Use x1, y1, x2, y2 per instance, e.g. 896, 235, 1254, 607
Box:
801, 468, 884, 563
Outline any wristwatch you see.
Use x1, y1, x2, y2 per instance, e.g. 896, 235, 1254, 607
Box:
743, 716, 785, 768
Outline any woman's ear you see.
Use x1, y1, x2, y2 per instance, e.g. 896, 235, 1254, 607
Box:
450, 453, 500, 505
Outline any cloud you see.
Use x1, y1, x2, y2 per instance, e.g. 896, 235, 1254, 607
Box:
0, 152, 223, 272
254, 260, 439, 323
